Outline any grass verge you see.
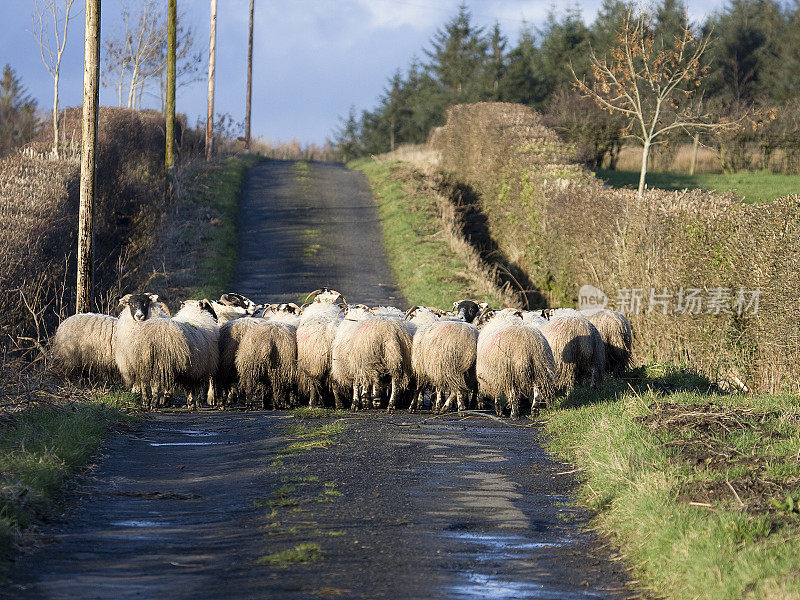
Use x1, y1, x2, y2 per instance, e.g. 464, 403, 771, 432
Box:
0, 393, 138, 564
357, 156, 800, 599
350, 157, 509, 308
186, 154, 262, 300
596, 169, 800, 204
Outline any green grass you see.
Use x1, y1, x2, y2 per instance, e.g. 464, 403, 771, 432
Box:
357, 157, 800, 599
187, 154, 262, 299
0, 393, 138, 562
596, 169, 800, 204
350, 158, 507, 308
256, 542, 322, 567
279, 420, 348, 455
543, 368, 800, 599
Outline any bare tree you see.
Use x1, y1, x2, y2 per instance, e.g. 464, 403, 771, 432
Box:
31, 0, 78, 158
166, 0, 175, 173
101, 1, 203, 111
573, 11, 737, 197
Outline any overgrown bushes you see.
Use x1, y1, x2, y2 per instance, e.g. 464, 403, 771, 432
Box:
0, 108, 171, 354
431, 102, 800, 394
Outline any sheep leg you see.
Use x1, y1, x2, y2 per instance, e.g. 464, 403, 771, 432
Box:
387, 378, 398, 413
333, 386, 344, 410
494, 395, 503, 417
371, 382, 382, 409
408, 387, 422, 413
308, 385, 319, 408
351, 384, 360, 411
456, 391, 467, 412
434, 389, 445, 413
440, 391, 456, 413
509, 389, 520, 420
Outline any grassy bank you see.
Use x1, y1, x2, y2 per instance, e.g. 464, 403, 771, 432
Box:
356, 155, 800, 599
350, 158, 509, 308
597, 169, 800, 204
0, 394, 138, 565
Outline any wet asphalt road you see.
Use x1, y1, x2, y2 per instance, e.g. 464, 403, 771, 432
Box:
3, 160, 634, 599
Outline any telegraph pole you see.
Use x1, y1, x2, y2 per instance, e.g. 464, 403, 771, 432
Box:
206, 0, 217, 160
77, 0, 100, 313
166, 0, 176, 173
245, 0, 254, 151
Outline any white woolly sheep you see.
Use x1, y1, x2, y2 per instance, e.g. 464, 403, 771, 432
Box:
264, 303, 303, 327
330, 304, 374, 410
52, 313, 118, 382
127, 299, 219, 410
580, 308, 633, 376
348, 315, 412, 411
410, 319, 478, 413
476, 309, 556, 419
234, 320, 297, 409
114, 293, 170, 390
537, 314, 605, 392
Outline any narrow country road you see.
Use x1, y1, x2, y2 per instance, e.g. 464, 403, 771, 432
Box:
4, 160, 634, 599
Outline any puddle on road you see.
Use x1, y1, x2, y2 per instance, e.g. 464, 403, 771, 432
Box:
151, 428, 220, 437
148, 442, 226, 447
442, 525, 586, 599
110, 520, 167, 528
450, 572, 601, 600
443, 531, 570, 554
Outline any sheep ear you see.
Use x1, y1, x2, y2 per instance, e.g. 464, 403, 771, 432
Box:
149, 294, 159, 302
478, 302, 488, 310
119, 294, 131, 306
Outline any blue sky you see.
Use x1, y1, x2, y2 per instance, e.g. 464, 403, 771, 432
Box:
2, 0, 727, 145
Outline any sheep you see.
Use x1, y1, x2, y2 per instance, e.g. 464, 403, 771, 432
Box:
114, 293, 170, 390
126, 299, 219, 410
522, 310, 548, 328
580, 308, 633, 376
299, 298, 344, 324
264, 303, 303, 326
371, 305, 405, 320
410, 319, 478, 414
295, 297, 347, 408
215, 316, 266, 407
452, 300, 485, 324
476, 309, 556, 419
537, 314, 605, 392
305, 288, 347, 305
330, 304, 374, 410
51, 313, 118, 382
212, 292, 259, 325
234, 320, 297, 409
348, 315, 413, 411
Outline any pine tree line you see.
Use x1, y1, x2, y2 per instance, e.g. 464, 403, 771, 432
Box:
336, 0, 800, 171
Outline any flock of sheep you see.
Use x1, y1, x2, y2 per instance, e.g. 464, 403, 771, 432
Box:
52, 288, 632, 419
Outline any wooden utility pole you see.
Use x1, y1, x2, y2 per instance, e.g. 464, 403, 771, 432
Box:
245, 0, 254, 151
165, 0, 176, 173
689, 132, 700, 176
206, 0, 217, 160
76, 0, 100, 314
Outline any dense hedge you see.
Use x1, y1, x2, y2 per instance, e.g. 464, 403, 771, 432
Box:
0, 108, 172, 350
431, 102, 800, 394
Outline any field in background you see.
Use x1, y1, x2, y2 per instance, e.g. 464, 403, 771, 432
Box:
597, 169, 800, 204
358, 146, 800, 599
